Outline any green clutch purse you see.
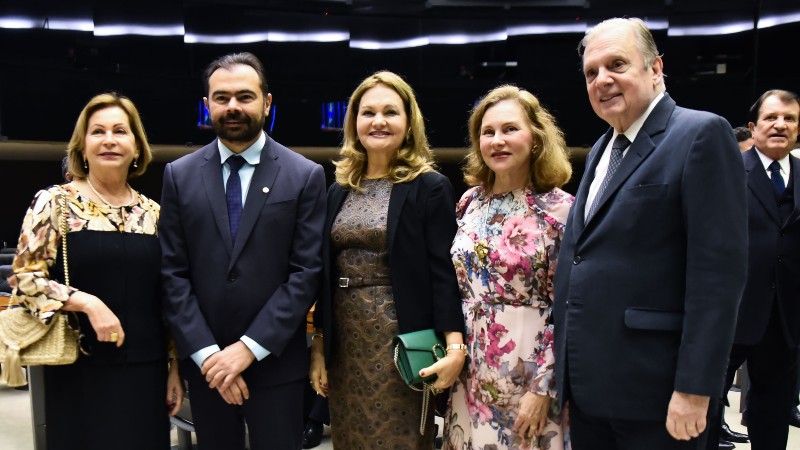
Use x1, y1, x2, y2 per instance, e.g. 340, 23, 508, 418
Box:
392, 329, 449, 435
393, 329, 446, 387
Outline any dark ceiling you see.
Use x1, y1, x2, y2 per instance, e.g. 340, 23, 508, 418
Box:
0, 0, 798, 149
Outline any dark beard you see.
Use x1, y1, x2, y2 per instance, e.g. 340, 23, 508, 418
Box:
213, 111, 265, 143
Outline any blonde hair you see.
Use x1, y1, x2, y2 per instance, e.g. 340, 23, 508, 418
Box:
334, 71, 434, 190
67, 92, 152, 180
464, 85, 572, 192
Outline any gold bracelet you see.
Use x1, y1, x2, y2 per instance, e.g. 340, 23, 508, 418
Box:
311, 332, 324, 341
446, 343, 467, 356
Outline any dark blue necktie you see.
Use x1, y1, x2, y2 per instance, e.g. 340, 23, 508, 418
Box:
226, 155, 246, 243
587, 134, 630, 219
768, 161, 785, 195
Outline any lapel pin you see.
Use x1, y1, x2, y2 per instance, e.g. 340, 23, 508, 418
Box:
262, 187, 270, 193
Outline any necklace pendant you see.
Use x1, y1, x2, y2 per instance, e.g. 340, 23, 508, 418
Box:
474, 239, 489, 264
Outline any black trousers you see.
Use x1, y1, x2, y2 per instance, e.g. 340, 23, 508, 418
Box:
186, 368, 305, 450
708, 306, 797, 450
569, 400, 709, 450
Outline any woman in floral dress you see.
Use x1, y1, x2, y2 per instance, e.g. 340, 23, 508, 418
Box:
444, 85, 573, 450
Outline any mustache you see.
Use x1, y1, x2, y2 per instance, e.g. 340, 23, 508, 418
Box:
222, 111, 248, 121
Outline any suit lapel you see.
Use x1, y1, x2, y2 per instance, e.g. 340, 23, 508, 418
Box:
230, 138, 280, 264
579, 95, 675, 235
744, 149, 781, 226
783, 155, 800, 228
573, 129, 613, 235
201, 142, 233, 255
387, 181, 411, 257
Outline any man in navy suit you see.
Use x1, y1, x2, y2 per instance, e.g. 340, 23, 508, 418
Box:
159, 52, 326, 450
553, 18, 748, 449
706, 89, 800, 450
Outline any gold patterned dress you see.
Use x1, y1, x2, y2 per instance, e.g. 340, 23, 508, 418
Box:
327, 178, 435, 449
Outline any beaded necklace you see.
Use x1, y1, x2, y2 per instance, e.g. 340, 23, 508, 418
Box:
87, 178, 134, 208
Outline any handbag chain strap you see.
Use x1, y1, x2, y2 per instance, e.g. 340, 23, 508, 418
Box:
393, 344, 435, 435
59, 186, 70, 288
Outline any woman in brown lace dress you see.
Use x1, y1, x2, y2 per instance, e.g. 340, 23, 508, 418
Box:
309, 71, 466, 449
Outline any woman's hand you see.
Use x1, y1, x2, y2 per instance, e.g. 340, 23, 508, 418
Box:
166, 360, 185, 417
419, 351, 465, 391
420, 331, 467, 391
513, 392, 550, 441
309, 337, 328, 398
62, 291, 125, 347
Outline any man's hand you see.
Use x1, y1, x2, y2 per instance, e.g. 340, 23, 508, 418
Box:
216, 374, 250, 405
666, 391, 710, 440
201, 341, 256, 393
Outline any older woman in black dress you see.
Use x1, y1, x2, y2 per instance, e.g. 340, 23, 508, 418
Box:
10, 93, 183, 450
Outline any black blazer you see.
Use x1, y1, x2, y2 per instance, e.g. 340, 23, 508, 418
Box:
553, 94, 748, 420
736, 149, 800, 347
159, 136, 327, 387
315, 171, 464, 360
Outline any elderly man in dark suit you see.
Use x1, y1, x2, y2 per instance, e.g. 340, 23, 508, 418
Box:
706, 89, 800, 450
553, 17, 748, 450
159, 52, 326, 450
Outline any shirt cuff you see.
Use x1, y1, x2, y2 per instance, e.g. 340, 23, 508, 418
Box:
191, 344, 221, 368
241, 335, 271, 361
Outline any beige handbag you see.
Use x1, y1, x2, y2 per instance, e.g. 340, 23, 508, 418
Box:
0, 187, 81, 387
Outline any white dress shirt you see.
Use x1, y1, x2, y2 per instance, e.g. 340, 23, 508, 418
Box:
584, 92, 665, 221
191, 131, 271, 367
754, 147, 790, 188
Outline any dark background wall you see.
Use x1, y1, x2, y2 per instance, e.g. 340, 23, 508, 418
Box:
0, 0, 798, 245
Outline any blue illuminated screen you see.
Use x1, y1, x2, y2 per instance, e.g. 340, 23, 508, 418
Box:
321, 101, 347, 130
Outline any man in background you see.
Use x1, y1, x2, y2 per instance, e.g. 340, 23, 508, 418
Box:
734, 126, 754, 153
708, 89, 800, 450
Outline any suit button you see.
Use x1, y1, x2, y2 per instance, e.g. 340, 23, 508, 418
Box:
778, 256, 783, 262
573, 256, 583, 265
228, 272, 237, 282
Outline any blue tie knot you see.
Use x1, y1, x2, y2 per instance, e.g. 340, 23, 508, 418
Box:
768, 160, 785, 195
227, 155, 246, 173
612, 134, 630, 152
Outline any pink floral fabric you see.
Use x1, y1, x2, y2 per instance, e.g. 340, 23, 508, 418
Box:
444, 185, 573, 450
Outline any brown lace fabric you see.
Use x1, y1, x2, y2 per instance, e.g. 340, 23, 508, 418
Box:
328, 178, 434, 449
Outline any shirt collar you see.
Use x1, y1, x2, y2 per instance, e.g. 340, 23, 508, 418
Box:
218, 131, 266, 166
754, 147, 791, 174
615, 92, 665, 144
